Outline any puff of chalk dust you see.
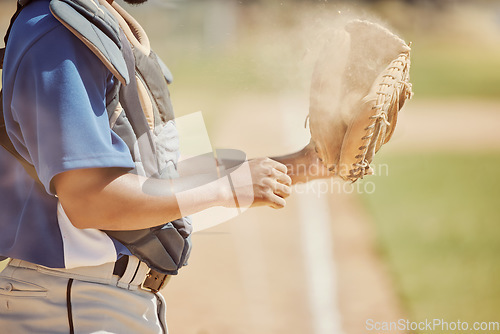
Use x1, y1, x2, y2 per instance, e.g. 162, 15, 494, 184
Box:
308, 19, 412, 180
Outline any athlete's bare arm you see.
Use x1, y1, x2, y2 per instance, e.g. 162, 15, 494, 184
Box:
52, 157, 291, 231
271, 141, 331, 184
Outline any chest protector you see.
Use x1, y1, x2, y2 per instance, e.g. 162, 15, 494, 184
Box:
1, 0, 192, 275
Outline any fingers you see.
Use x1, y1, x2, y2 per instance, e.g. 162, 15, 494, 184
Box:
266, 167, 291, 186
262, 159, 292, 208
247, 157, 293, 209
265, 191, 287, 209
270, 160, 288, 175
274, 181, 291, 198
259, 158, 288, 176
275, 170, 292, 186
263, 177, 291, 199
260, 158, 291, 185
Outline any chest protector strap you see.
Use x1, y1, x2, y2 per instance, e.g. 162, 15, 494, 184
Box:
49, 0, 130, 85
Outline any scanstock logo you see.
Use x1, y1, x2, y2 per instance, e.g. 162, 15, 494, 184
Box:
135, 111, 252, 232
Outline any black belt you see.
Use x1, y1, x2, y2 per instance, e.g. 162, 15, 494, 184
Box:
113, 256, 170, 293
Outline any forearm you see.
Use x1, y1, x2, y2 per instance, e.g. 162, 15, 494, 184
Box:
271, 142, 330, 184
271, 149, 309, 185
54, 155, 291, 231
55, 168, 229, 231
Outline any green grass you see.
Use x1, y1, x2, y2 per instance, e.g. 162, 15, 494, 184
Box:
410, 42, 500, 100
360, 153, 500, 324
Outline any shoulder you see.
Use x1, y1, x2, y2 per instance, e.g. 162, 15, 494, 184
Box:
6, 0, 62, 61
4, 0, 109, 81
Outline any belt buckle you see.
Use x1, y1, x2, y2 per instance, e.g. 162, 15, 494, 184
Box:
142, 269, 170, 293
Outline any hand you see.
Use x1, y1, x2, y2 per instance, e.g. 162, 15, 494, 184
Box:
223, 158, 292, 209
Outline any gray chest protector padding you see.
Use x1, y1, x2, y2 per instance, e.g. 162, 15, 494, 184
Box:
50, 0, 192, 275
49, 0, 129, 85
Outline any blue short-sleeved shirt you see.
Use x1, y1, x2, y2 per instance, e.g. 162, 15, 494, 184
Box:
0, 0, 135, 268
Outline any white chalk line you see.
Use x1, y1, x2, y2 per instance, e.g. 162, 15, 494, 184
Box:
296, 189, 344, 334
280, 95, 344, 334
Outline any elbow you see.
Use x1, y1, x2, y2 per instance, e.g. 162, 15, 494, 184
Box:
59, 195, 103, 230
68, 215, 98, 230
61, 195, 131, 231
52, 167, 130, 230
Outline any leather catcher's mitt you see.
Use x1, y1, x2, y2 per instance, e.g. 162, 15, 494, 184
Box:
308, 20, 412, 182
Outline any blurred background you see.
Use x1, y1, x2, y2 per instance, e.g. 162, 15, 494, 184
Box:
1, 0, 500, 333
